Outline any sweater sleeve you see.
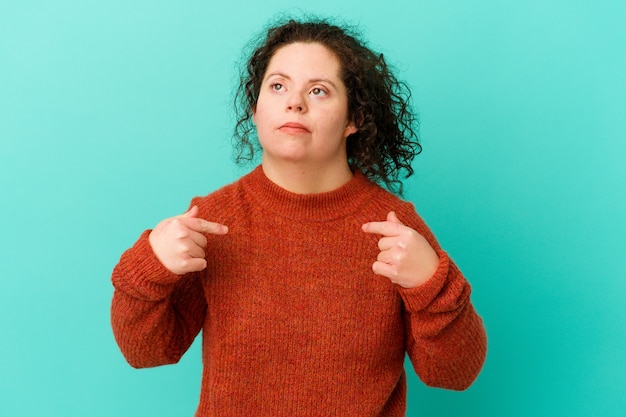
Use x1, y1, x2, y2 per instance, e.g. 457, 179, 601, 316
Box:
397, 207, 487, 390
110, 230, 206, 368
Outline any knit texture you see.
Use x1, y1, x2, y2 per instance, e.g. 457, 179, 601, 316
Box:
111, 166, 487, 416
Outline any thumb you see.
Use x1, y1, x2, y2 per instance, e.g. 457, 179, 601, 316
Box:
387, 211, 403, 225
184, 205, 199, 218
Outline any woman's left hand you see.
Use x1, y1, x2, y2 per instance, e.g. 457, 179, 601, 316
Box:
362, 211, 440, 289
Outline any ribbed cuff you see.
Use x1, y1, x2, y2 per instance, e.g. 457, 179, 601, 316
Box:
397, 250, 449, 312
112, 230, 183, 300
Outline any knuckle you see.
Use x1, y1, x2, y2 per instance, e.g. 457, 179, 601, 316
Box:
175, 228, 190, 240
389, 266, 399, 279
178, 258, 190, 270
204, 223, 217, 234
168, 219, 182, 232
177, 243, 193, 257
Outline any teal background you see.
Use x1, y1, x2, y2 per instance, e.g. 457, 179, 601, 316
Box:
1, 0, 624, 416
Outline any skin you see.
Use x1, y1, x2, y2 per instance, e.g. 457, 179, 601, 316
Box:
253, 42, 358, 194
362, 211, 439, 288
149, 205, 228, 276
149, 41, 439, 288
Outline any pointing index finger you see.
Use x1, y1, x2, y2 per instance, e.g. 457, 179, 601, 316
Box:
183, 217, 229, 235
362, 220, 403, 237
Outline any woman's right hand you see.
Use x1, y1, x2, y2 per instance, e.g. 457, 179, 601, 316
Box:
148, 205, 229, 275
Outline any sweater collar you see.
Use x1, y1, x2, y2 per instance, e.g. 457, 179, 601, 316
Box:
242, 165, 377, 221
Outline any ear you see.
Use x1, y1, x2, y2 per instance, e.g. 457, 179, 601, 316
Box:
343, 120, 358, 138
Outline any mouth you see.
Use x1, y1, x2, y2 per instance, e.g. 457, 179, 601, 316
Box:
279, 122, 311, 134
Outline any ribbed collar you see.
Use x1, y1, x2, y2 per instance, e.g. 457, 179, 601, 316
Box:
241, 165, 378, 222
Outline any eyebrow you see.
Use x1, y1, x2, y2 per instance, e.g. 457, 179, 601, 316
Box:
264, 72, 338, 89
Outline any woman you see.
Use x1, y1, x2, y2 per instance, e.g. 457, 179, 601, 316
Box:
111, 18, 487, 416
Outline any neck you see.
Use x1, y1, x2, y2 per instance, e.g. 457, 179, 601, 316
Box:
261, 156, 353, 194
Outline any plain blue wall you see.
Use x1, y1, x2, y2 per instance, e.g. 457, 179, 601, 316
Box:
1, 1, 624, 416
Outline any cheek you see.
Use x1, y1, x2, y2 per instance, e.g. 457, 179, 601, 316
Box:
253, 107, 273, 141
253, 93, 269, 122
324, 112, 353, 136
252, 102, 268, 128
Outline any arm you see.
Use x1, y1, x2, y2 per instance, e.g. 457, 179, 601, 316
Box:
362, 209, 487, 390
110, 231, 206, 368
398, 251, 487, 390
111, 205, 228, 368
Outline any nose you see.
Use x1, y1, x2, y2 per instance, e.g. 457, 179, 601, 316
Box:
286, 91, 306, 113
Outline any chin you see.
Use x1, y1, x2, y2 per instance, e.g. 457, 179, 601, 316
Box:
275, 154, 309, 164
262, 146, 309, 163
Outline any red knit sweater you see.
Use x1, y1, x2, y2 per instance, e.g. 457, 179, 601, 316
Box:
111, 166, 487, 416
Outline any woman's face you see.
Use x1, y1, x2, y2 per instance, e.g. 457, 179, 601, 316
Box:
253, 42, 357, 169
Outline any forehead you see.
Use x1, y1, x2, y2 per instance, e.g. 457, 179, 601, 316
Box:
265, 42, 343, 81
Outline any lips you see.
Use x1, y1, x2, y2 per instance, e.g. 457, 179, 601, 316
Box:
279, 122, 311, 134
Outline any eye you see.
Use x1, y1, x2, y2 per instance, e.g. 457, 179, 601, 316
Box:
310, 87, 328, 97
270, 82, 285, 92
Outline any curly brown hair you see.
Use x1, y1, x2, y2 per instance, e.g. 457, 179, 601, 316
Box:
234, 18, 421, 194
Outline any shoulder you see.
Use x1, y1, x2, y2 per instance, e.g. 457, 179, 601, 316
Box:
188, 172, 252, 226
355, 174, 438, 240
356, 173, 419, 218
